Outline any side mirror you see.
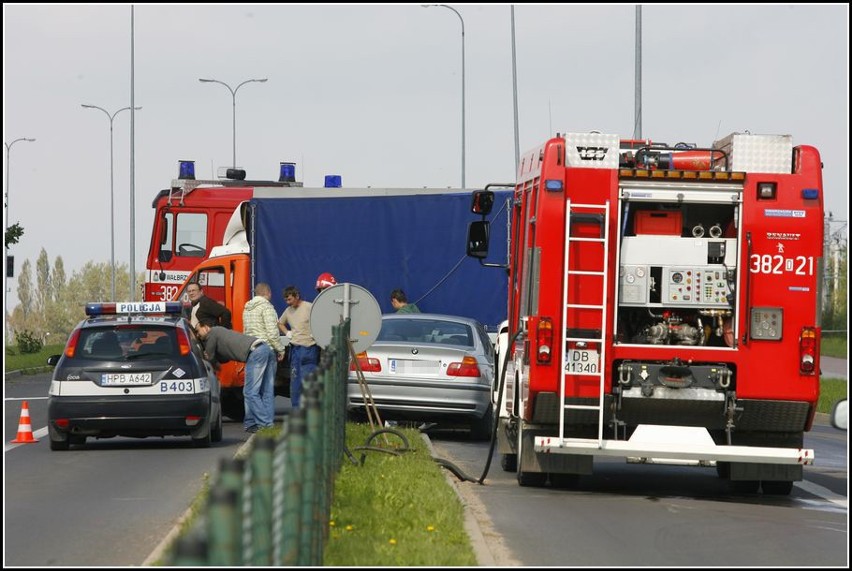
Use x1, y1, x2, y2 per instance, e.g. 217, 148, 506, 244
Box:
467, 221, 491, 259
470, 190, 495, 216
830, 398, 848, 430
47, 355, 61, 366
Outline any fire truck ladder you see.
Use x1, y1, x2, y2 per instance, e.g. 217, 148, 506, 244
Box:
558, 200, 610, 446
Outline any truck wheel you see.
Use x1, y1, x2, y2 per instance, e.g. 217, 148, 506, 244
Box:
501, 453, 517, 472
761, 480, 794, 495
549, 473, 580, 488
517, 469, 547, 487
516, 423, 546, 487
730, 480, 760, 494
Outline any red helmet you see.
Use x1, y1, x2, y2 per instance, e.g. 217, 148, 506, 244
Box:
315, 272, 337, 291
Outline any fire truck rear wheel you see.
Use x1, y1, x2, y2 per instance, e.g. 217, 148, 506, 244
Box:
549, 473, 580, 488
760, 480, 794, 495
501, 453, 517, 472
729, 480, 760, 494
517, 470, 547, 487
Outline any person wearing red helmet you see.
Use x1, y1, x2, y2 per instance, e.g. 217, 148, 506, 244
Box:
315, 272, 337, 293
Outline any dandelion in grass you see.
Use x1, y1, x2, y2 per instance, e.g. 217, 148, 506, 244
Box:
426, 525, 436, 532
389, 538, 397, 545
329, 520, 336, 527
346, 524, 354, 531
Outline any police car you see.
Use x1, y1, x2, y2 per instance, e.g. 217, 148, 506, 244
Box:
46, 301, 222, 450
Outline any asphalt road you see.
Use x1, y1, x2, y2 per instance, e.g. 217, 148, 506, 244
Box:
821, 355, 848, 379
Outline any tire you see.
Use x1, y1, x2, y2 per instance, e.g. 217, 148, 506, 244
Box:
49, 437, 69, 451
501, 453, 518, 472
549, 473, 580, 488
469, 405, 494, 441
69, 435, 87, 447
211, 404, 223, 443
517, 470, 547, 487
192, 411, 212, 448
761, 480, 794, 495
730, 480, 760, 494
516, 422, 546, 487
192, 428, 212, 448
48, 424, 69, 451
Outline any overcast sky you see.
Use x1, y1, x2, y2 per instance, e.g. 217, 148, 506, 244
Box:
3, 3, 849, 311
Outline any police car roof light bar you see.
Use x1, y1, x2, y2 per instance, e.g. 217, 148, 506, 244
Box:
85, 301, 188, 316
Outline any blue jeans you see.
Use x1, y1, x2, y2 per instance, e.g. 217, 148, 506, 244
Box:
244, 343, 276, 430
289, 344, 319, 408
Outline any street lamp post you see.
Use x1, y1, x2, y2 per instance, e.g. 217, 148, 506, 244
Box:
81, 104, 142, 302
198, 77, 268, 169
423, 4, 465, 189
4, 136, 36, 336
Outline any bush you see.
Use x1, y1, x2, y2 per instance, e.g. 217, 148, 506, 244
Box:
15, 330, 44, 354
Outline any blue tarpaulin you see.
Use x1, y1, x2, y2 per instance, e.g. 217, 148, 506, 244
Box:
250, 190, 511, 330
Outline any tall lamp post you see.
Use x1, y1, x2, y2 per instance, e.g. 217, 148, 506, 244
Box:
81, 104, 142, 302
423, 4, 465, 189
198, 77, 268, 169
4, 137, 36, 336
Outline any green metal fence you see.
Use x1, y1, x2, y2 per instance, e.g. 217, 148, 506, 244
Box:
167, 319, 350, 566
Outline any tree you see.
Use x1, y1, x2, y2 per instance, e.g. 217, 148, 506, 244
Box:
35, 248, 52, 315
4, 222, 24, 249
52, 257, 66, 303
8, 254, 135, 344
16, 260, 33, 317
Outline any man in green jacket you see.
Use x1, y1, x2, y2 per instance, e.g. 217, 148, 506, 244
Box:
390, 289, 420, 314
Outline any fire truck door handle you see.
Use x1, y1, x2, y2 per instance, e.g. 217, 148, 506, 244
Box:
742, 232, 752, 346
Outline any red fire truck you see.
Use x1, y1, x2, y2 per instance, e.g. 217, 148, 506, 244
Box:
467, 132, 823, 494
144, 161, 302, 302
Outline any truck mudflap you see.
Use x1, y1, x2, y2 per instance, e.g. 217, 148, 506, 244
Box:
534, 425, 814, 466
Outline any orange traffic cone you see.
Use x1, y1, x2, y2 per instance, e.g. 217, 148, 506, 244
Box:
11, 400, 39, 443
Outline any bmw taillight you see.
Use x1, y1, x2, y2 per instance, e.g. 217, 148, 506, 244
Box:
64, 328, 82, 358
537, 317, 553, 364
799, 327, 817, 374
350, 352, 381, 373
176, 329, 191, 356
447, 356, 481, 377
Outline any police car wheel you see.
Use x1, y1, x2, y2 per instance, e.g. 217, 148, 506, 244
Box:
48, 424, 70, 451
49, 437, 70, 451
211, 406, 223, 443
191, 420, 212, 448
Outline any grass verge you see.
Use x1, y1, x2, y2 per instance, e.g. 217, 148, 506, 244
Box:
821, 334, 848, 358
323, 423, 477, 566
817, 378, 847, 414
5, 344, 65, 372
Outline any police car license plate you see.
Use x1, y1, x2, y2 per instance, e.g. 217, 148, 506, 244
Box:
102, 372, 152, 385
565, 349, 599, 374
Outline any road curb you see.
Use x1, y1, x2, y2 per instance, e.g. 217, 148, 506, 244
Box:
420, 433, 499, 567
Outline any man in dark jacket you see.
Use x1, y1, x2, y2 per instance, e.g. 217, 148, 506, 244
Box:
195, 319, 275, 433
187, 283, 232, 329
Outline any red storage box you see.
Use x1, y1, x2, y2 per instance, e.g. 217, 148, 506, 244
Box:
634, 210, 682, 235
